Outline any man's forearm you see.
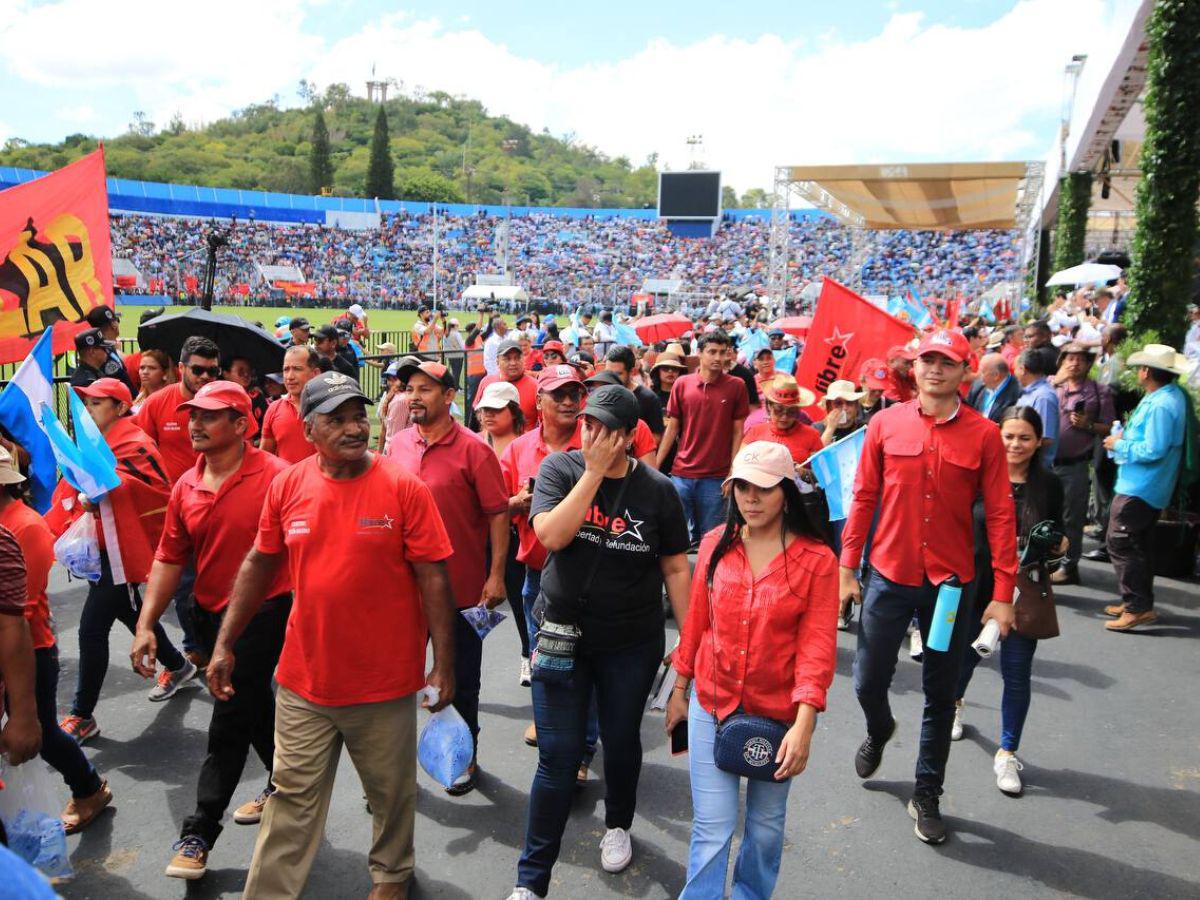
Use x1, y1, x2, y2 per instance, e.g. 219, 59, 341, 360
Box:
487, 513, 509, 579
137, 560, 184, 633
215, 549, 282, 650
656, 420, 678, 468
415, 561, 456, 671
662, 555, 690, 627
0, 616, 36, 722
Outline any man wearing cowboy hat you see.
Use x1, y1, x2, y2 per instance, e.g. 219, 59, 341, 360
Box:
1050, 342, 1116, 585
1100, 344, 1193, 632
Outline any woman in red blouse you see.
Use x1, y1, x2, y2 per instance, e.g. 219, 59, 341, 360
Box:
668, 440, 839, 898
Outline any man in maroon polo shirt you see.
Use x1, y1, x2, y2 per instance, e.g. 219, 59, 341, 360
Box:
129, 381, 292, 881
840, 329, 1017, 845
261, 345, 321, 464
656, 331, 749, 544
388, 360, 510, 795
476, 339, 540, 433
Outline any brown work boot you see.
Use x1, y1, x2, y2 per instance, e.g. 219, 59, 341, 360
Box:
524, 723, 537, 747
366, 881, 409, 899
1103, 603, 1126, 618
62, 780, 112, 835
1105, 610, 1158, 632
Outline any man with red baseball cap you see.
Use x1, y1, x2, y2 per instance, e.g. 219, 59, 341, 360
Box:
859, 358, 893, 421
129, 381, 292, 881
840, 328, 1017, 845
884, 344, 917, 404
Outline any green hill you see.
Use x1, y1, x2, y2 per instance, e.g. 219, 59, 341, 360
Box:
0, 83, 663, 207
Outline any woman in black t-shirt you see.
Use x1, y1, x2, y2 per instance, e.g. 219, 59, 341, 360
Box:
508, 385, 691, 899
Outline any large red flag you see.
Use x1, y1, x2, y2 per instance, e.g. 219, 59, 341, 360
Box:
0, 149, 112, 365
795, 279, 915, 410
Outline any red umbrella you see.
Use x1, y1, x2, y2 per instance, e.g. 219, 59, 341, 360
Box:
634, 313, 693, 344
770, 316, 813, 337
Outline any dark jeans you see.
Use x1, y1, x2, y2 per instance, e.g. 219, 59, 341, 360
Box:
956, 618, 1038, 752
517, 632, 664, 897
504, 530, 530, 658
34, 647, 102, 799
1053, 460, 1091, 569
853, 571, 972, 796
1106, 494, 1162, 613
172, 562, 200, 655
71, 554, 185, 719
1093, 452, 1118, 540
180, 595, 290, 847
453, 612, 484, 757
465, 373, 485, 430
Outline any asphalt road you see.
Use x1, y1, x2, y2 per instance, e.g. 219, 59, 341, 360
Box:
45, 543, 1200, 900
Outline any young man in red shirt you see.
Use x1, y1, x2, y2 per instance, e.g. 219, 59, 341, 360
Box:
743, 374, 824, 466
209, 372, 457, 900
476, 339, 540, 433
260, 345, 321, 464
840, 329, 1018, 845
129, 381, 292, 881
388, 360, 510, 795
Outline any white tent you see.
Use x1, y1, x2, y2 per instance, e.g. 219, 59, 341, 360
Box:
462, 284, 529, 302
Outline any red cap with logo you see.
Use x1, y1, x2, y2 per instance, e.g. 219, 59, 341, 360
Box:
73, 377, 133, 406
859, 358, 890, 391
886, 344, 916, 362
178, 380, 253, 418
537, 364, 584, 393
914, 329, 971, 363
541, 340, 566, 356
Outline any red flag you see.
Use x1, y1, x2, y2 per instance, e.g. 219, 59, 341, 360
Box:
794, 279, 915, 411
0, 149, 112, 365
946, 298, 961, 329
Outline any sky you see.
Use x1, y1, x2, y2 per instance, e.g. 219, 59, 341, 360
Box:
0, 0, 1143, 193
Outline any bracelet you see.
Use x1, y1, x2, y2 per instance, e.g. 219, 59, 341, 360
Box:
672, 684, 689, 693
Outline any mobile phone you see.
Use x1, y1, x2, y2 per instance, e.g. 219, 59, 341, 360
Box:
671, 721, 689, 755
527, 476, 535, 492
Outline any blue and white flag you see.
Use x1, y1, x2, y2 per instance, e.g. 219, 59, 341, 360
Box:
772, 345, 797, 375
738, 329, 770, 359
809, 426, 867, 521
613, 320, 643, 348
40, 389, 119, 503
0, 331, 58, 511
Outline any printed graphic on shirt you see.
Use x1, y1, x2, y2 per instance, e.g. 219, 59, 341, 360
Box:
580, 504, 647, 551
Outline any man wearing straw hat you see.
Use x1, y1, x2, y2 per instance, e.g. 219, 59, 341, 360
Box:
1100, 344, 1193, 633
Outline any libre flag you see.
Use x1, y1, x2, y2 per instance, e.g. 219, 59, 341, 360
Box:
794, 279, 915, 408
0, 149, 112, 365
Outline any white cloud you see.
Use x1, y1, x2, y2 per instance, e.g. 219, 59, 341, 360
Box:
56, 104, 98, 124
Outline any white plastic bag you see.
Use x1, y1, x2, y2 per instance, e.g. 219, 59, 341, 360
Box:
53, 513, 101, 582
0, 758, 72, 881
415, 686, 473, 788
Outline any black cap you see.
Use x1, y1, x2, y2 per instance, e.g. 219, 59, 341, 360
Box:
139, 306, 165, 324
581, 384, 639, 432
290, 317, 311, 331
496, 338, 522, 357
299, 371, 373, 418
84, 305, 119, 327
584, 369, 623, 387
568, 350, 594, 369
314, 324, 339, 341
75, 327, 111, 351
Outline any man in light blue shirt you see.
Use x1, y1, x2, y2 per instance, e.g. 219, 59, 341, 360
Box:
1014, 349, 1060, 468
1101, 344, 1193, 632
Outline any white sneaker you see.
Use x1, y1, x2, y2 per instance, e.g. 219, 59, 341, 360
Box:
994, 750, 1024, 795
148, 658, 198, 702
519, 658, 532, 688
506, 888, 539, 899
951, 700, 964, 741
600, 827, 633, 873
909, 630, 924, 661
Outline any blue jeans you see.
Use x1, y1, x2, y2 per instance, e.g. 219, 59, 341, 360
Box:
957, 627, 1038, 752
672, 476, 726, 545
523, 568, 598, 760
517, 633, 664, 897
853, 571, 972, 796
681, 694, 791, 900
172, 561, 200, 655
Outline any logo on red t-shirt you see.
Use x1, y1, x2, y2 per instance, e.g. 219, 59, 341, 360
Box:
358, 515, 394, 531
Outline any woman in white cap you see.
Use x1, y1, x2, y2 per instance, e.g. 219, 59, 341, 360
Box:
667, 441, 838, 899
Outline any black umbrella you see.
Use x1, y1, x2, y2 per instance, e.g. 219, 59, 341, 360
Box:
137, 307, 285, 376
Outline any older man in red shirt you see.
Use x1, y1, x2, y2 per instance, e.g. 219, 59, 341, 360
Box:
260, 345, 321, 464
388, 360, 509, 795
130, 381, 291, 881
840, 329, 1017, 846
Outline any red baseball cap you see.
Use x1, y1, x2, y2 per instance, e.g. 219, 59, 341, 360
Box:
859, 358, 890, 390
537, 364, 584, 393
914, 329, 971, 363
541, 340, 566, 356
886, 344, 916, 362
177, 380, 253, 419
73, 378, 133, 406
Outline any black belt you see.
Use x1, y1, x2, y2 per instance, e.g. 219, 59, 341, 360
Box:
1055, 453, 1093, 467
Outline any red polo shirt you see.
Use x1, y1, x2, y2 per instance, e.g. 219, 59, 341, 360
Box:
387, 422, 509, 609
476, 372, 540, 432
743, 420, 825, 465
666, 372, 750, 479
255, 453, 452, 706
133, 383, 198, 483
500, 422, 582, 571
0, 502, 55, 649
840, 400, 1018, 603
157, 445, 291, 612
261, 396, 316, 465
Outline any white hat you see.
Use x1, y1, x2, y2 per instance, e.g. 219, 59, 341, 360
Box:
448, 318, 460, 327
819, 380, 866, 406
475, 381, 521, 410
1126, 343, 1196, 377
0, 446, 25, 486
722, 441, 796, 489
347, 303, 365, 319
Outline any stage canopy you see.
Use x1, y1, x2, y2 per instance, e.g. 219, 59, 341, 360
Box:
782, 162, 1031, 230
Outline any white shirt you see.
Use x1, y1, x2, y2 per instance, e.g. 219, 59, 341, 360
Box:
483, 331, 506, 375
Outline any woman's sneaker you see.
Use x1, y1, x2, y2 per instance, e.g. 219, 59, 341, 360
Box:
148, 658, 198, 702
519, 658, 532, 687
600, 827, 633, 873
59, 714, 99, 744
951, 700, 965, 741
233, 786, 274, 824
994, 750, 1024, 795
909, 630, 924, 661
165, 835, 209, 880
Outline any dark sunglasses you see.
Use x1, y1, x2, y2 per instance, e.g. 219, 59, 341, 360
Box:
188, 364, 222, 378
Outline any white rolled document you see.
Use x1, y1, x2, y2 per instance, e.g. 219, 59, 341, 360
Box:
972, 619, 1001, 658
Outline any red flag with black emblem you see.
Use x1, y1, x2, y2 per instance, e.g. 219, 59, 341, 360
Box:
0, 149, 112, 365
794, 279, 915, 414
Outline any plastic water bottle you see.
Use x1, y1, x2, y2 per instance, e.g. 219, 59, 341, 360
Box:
1107, 421, 1123, 459
926, 576, 962, 652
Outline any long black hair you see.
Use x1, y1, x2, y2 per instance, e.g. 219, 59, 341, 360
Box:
999, 405, 1053, 535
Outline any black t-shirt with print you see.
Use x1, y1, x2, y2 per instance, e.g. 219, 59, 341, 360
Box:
531, 450, 690, 652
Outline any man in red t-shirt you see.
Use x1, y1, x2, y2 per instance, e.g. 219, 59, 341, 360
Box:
883, 344, 917, 404
475, 339, 540, 432
0, 525, 39, 769
209, 372, 457, 899
260, 345, 321, 464
129, 381, 291, 881
743, 374, 824, 466
388, 360, 509, 795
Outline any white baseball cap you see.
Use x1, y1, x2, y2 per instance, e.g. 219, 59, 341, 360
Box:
475, 381, 521, 410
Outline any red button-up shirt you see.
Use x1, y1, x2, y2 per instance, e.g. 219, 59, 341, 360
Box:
840, 399, 1018, 603
675, 531, 839, 720
500, 422, 582, 571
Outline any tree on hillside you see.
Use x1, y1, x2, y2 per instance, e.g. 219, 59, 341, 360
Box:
309, 108, 334, 194
396, 171, 463, 203
365, 106, 395, 199
721, 186, 739, 208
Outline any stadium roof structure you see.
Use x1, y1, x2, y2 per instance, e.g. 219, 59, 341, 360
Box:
779, 162, 1032, 231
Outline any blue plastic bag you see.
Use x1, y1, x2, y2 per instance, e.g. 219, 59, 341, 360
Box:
460, 606, 506, 639
0, 759, 73, 881
416, 687, 473, 788
53, 513, 101, 582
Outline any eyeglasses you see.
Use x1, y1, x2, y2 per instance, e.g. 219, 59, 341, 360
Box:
547, 387, 585, 403
188, 364, 222, 378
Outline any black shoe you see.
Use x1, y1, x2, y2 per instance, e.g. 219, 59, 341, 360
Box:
908, 794, 947, 844
1083, 548, 1110, 562
854, 718, 896, 778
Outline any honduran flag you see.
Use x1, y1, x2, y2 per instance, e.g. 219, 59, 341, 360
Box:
809, 425, 867, 521
40, 387, 120, 502
0, 330, 58, 511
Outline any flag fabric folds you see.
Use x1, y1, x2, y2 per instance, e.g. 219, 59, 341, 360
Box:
809, 426, 867, 521
0, 330, 58, 511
